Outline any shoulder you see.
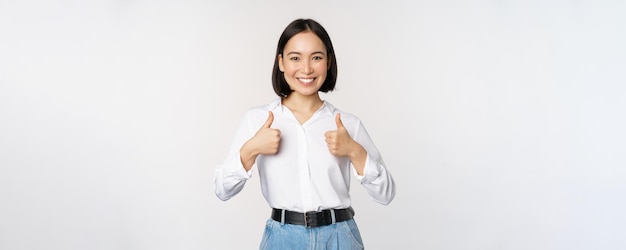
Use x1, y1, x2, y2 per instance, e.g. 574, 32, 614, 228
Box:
243, 98, 281, 121
324, 101, 363, 126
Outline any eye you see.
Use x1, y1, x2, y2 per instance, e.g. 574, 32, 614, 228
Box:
312, 56, 324, 61
289, 56, 300, 61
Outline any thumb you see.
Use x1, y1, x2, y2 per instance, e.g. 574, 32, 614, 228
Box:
335, 113, 345, 129
263, 111, 274, 128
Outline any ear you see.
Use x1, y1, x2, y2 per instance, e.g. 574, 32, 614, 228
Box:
327, 55, 332, 70
278, 54, 285, 72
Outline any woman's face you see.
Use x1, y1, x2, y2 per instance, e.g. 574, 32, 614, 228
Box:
279, 31, 328, 98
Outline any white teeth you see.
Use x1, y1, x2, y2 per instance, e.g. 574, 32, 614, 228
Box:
298, 78, 314, 83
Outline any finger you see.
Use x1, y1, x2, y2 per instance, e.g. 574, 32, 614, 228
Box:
335, 113, 345, 129
263, 111, 274, 128
326, 137, 335, 144
324, 131, 333, 138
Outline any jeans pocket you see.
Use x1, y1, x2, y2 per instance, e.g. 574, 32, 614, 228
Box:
259, 219, 275, 250
341, 219, 365, 249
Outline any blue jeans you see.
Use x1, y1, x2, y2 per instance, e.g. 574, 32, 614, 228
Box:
260, 218, 365, 250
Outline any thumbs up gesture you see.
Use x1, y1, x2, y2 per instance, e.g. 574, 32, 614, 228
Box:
325, 113, 367, 174
240, 111, 281, 170
325, 113, 357, 157
251, 111, 281, 155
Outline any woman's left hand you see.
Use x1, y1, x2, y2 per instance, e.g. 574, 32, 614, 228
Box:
324, 113, 367, 175
324, 113, 360, 157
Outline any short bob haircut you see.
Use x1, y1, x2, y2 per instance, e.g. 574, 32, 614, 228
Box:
272, 19, 338, 97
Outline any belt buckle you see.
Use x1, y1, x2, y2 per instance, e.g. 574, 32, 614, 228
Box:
304, 211, 316, 228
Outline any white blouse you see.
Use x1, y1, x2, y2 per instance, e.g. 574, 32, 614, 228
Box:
214, 99, 395, 212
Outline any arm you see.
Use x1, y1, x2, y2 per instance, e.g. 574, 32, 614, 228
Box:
325, 114, 395, 205
213, 112, 254, 201
214, 111, 279, 201
351, 120, 396, 205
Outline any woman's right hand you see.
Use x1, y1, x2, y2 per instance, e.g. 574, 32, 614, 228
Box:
240, 111, 281, 170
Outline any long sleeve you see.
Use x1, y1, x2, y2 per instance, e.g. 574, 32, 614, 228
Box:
352, 121, 396, 205
214, 99, 395, 210
213, 113, 255, 201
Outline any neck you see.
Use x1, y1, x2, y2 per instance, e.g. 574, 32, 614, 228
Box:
282, 92, 323, 113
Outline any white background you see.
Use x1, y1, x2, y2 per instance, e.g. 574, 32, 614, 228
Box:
1, 0, 625, 249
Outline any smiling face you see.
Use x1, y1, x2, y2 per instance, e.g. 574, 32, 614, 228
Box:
278, 31, 329, 98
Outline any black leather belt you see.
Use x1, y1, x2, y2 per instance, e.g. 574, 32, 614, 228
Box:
271, 207, 355, 228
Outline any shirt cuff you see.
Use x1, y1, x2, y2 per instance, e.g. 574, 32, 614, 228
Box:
354, 154, 382, 182
229, 152, 253, 179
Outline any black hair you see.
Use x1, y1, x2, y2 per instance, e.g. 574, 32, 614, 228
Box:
272, 19, 338, 97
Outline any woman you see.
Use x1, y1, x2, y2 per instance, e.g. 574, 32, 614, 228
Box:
214, 18, 395, 249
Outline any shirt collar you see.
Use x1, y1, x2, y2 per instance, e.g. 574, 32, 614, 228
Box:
272, 98, 336, 117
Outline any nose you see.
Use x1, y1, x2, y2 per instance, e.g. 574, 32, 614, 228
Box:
303, 61, 313, 74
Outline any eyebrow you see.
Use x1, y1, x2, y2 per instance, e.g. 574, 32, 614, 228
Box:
286, 51, 326, 56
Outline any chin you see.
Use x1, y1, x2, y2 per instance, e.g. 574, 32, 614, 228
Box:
294, 90, 320, 96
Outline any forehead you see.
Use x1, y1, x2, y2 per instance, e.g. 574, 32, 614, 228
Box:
284, 31, 327, 53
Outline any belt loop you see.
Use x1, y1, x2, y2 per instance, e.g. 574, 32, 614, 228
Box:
280, 209, 286, 225
330, 209, 336, 224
